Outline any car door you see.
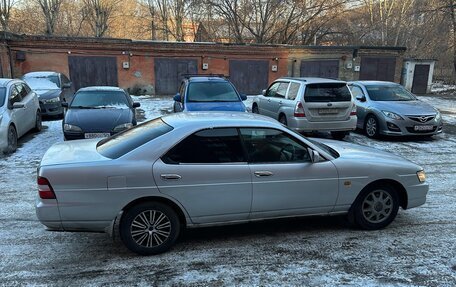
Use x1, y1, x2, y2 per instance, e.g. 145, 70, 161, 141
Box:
153, 128, 252, 224
8, 84, 28, 137
19, 83, 35, 130
239, 128, 339, 218
270, 81, 289, 118
349, 84, 368, 128
258, 82, 280, 117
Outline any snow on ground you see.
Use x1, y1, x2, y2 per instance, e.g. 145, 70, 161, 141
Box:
0, 93, 455, 286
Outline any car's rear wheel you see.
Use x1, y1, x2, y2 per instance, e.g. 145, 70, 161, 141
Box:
279, 114, 287, 125
34, 111, 42, 132
5, 125, 17, 154
365, 115, 380, 138
252, 104, 259, 114
120, 202, 180, 255
349, 185, 399, 230
331, 131, 347, 140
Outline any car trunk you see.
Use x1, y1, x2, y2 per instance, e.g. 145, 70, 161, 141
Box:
302, 83, 352, 122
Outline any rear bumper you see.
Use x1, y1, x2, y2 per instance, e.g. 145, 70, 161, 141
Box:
35, 197, 63, 230
288, 116, 357, 133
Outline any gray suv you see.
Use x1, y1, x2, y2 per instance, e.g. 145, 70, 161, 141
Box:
252, 77, 357, 139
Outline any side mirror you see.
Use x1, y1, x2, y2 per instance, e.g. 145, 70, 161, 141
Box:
61, 102, 69, 108
308, 149, 321, 163
173, 93, 182, 102
62, 82, 72, 89
356, 95, 366, 102
12, 102, 25, 109
240, 94, 247, 101
132, 102, 140, 108
262, 89, 266, 96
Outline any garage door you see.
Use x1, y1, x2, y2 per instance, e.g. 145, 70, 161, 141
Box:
411, 64, 430, 94
300, 60, 339, 79
359, 57, 396, 81
68, 56, 118, 91
154, 58, 197, 95
229, 60, 269, 95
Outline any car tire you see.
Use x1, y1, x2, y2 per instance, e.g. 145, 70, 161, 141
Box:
331, 131, 347, 140
279, 114, 287, 126
34, 111, 42, 132
349, 185, 399, 230
120, 202, 180, 255
252, 104, 259, 114
5, 125, 18, 154
365, 115, 380, 138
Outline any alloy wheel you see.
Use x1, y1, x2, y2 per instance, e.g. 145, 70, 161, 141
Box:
130, 210, 172, 248
366, 117, 377, 137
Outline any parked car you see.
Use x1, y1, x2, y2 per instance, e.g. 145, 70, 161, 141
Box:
0, 79, 41, 153
252, 77, 357, 140
36, 112, 428, 255
22, 71, 74, 117
348, 81, 443, 138
173, 75, 247, 112
62, 86, 140, 140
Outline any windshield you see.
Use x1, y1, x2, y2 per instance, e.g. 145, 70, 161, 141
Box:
0, 87, 5, 107
70, 91, 129, 109
366, 85, 416, 101
304, 83, 352, 102
97, 118, 173, 159
187, 82, 239, 102
24, 75, 60, 90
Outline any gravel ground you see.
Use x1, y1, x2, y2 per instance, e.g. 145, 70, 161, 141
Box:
0, 92, 455, 286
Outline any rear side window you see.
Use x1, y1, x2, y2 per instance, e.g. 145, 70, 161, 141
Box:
304, 83, 351, 102
287, 82, 300, 100
162, 128, 245, 164
97, 118, 173, 159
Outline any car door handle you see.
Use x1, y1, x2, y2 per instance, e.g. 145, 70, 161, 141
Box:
267, 99, 271, 102
160, 174, 181, 180
254, 171, 273, 177
279, 101, 282, 105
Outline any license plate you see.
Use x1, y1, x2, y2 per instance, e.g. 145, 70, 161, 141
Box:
318, 109, 338, 114
413, 125, 433, 131
84, 133, 110, 139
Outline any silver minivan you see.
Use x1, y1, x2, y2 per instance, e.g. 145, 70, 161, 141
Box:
252, 77, 357, 139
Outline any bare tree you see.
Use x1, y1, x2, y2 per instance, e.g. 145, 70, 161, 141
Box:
37, 0, 63, 35
0, 0, 18, 31
83, 0, 120, 37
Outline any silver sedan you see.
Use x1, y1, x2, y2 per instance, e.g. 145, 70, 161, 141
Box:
348, 81, 443, 138
36, 112, 428, 255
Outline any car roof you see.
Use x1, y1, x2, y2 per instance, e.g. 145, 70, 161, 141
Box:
162, 112, 282, 130
349, 80, 399, 86
22, 71, 60, 78
0, 78, 17, 87
278, 77, 347, 84
76, 86, 125, 92
186, 76, 228, 83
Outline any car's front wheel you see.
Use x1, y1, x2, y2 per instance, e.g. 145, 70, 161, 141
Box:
120, 202, 180, 255
34, 111, 42, 132
331, 131, 347, 140
5, 125, 18, 154
365, 115, 380, 138
349, 185, 399, 230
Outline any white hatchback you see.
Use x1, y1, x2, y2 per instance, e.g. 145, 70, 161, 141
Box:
0, 79, 41, 153
252, 77, 357, 139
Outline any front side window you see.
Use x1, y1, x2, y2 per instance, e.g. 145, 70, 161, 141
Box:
9, 85, 22, 104
366, 85, 416, 101
349, 85, 364, 99
162, 128, 245, 164
275, 82, 289, 98
70, 91, 129, 109
16, 84, 28, 99
187, 82, 239, 102
265, 82, 280, 97
304, 83, 352, 102
0, 87, 6, 106
240, 128, 310, 163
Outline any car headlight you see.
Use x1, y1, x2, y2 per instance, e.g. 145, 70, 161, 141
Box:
63, 124, 82, 132
417, 170, 426, 183
43, 97, 60, 104
435, 111, 441, 121
382, 110, 403, 120
113, 123, 133, 132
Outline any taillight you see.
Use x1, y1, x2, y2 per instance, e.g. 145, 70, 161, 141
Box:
294, 101, 306, 117
38, 177, 56, 199
350, 105, 357, 116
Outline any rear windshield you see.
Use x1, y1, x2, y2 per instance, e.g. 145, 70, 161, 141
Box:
97, 118, 173, 159
366, 85, 416, 101
187, 82, 239, 102
0, 87, 5, 106
304, 83, 351, 102
71, 91, 129, 109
